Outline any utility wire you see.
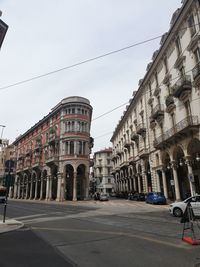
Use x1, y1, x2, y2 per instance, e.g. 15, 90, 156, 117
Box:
92, 101, 129, 121
0, 35, 163, 91
0, 23, 199, 92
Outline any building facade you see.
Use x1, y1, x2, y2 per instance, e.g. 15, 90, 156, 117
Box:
93, 148, 115, 194
0, 140, 12, 185
111, 0, 200, 201
12, 96, 93, 201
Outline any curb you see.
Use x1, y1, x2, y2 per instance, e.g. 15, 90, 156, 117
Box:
0, 219, 24, 234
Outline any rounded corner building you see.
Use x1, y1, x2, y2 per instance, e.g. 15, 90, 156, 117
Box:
12, 96, 93, 201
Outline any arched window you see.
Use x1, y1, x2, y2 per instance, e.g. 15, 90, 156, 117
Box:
70, 141, 74, 155
71, 121, 75, 132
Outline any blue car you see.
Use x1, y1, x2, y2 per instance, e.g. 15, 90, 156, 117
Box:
146, 192, 166, 205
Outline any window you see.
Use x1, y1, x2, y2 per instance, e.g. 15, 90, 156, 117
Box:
107, 159, 110, 165
65, 142, 69, 154
108, 178, 111, 183
194, 47, 200, 63
188, 14, 196, 37
175, 37, 182, 56
164, 57, 168, 73
70, 141, 74, 155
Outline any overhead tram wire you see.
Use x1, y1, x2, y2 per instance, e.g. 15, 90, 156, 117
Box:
0, 23, 199, 92
0, 35, 163, 92
92, 101, 129, 121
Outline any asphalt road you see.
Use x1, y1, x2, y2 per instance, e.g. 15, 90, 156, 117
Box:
1, 199, 200, 267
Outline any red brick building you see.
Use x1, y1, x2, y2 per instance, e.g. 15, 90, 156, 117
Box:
12, 96, 93, 201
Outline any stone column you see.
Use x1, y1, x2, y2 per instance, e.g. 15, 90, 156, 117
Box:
133, 176, 136, 191
49, 177, 52, 200
45, 176, 50, 201
30, 177, 33, 199
161, 168, 168, 199
22, 179, 25, 199
171, 161, 181, 201
129, 178, 133, 192
85, 173, 89, 199
137, 175, 141, 193
156, 171, 161, 192
25, 182, 29, 199
17, 181, 21, 199
186, 159, 196, 196
73, 172, 77, 201
56, 173, 62, 202
40, 177, 43, 200
34, 178, 38, 199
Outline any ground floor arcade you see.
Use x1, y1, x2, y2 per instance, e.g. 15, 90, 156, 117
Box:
113, 138, 200, 201
11, 161, 90, 201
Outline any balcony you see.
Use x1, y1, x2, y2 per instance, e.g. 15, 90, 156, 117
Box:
153, 115, 199, 149
34, 143, 42, 152
150, 104, 164, 121
45, 154, 59, 166
18, 154, 25, 160
131, 132, 139, 141
120, 161, 129, 168
192, 62, 200, 85
136, 123, 146, 135
138, 148, 149, 159
124, 141, 132, 149
149, 117, 156, 129
148, 96, 154, 105
116, 149, 122, 157
25, 149, 32, 156
153, 87, 161, 97
48, 134, 58, 145
172, 75, 192, 100
165, 95, 176, 113
32, 158, 41, 168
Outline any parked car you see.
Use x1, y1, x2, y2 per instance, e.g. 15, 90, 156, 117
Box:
146, 192, 166, 205
99, 193, 109, 201
109, 192, 116, 197
129, 192, 145, 201
169, 195, 200, 217
131, 192, 146, 201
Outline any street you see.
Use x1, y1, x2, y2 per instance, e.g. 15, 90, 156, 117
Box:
0, 199, 200, 267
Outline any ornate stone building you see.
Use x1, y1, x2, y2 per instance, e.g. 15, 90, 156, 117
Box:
12, 96, 93, 201
111, 0, 200, 201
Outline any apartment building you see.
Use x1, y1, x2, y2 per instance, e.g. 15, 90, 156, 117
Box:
93, 148, 115, 194
111, 0, 200, 201
12, 96, 93, 201
0, 140, 12, 185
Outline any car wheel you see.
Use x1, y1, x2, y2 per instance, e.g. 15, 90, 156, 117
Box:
173, 207, 183, 217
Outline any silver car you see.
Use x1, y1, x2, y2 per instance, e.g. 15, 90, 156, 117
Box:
169, 195, 200, 217
99, 193, 109, 201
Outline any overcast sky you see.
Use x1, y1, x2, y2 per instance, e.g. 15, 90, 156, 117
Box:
0, 0, 181, 153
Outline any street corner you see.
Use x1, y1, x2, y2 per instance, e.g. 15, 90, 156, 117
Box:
0, 219, 24, 234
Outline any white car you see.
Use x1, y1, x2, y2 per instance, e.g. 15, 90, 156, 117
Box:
169, 195, 200, 217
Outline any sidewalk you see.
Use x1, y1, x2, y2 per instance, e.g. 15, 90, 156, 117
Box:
0, 217, 24, 234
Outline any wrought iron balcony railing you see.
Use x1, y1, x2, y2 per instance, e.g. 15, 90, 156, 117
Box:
172, 75, 192, 98
150, 104, 164, 120
153, 115, 199, 148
